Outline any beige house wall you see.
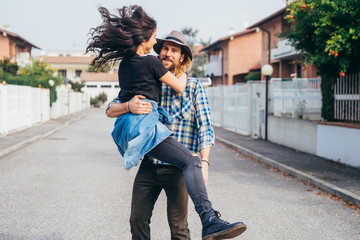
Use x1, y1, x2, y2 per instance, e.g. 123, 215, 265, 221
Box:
0, 35, 11, 60
227, 31, 262, 84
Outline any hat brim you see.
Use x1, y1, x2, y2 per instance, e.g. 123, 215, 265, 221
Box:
153, 38, 193, 60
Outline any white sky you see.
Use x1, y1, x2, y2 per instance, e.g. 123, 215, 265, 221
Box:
0, 0, 287, 55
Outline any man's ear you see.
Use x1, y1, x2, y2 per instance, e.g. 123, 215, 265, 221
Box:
180, 54, 185, 63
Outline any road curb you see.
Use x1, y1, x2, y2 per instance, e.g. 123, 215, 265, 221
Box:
216, 136, 360, 207
0, 112, 89, 159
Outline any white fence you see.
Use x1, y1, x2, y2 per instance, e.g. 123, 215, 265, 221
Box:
0, 84, 90, 136
270, 78, 322, 120
206, 82, 264, 136
334, 73, 360, 122
206, 78, 322, 137
50, 85, 90, 119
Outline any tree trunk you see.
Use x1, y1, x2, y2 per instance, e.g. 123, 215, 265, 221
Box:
320, 74, 336, 121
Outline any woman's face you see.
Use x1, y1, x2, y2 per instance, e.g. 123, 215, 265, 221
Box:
142, 29, 157, 54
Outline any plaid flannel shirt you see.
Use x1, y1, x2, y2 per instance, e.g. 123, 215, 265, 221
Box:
107, 77, 215, 165
152, 77, 215, 164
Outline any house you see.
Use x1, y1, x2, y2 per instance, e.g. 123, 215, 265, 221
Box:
202, 7, 320, 86
247, 7, 319, 79
80, 72, 119, 102
0, 25, 40, 66
201, 28, 263, 86
36, 50, 95, 82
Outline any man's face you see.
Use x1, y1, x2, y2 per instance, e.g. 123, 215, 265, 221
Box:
159, 41, 185, 71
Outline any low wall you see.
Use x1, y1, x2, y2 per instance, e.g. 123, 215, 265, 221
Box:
268, 115, 360, 168
317, 124, 360, 168
0, 84, 90, 136
268, 116, 317, 155
0, 84, 50, 135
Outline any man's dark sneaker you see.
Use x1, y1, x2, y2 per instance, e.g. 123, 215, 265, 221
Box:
201, 209, 247, 240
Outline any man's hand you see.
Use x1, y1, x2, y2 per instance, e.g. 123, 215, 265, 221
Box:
129, 95, 152, 114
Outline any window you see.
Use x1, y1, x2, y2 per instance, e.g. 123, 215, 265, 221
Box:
101, 85, 111, 88
58, 70, 67, 78
75, 70, 82, 77
115, 85, 120, 88
86, 85, 97, 88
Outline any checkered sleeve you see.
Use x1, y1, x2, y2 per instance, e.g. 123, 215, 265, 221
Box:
105, 97, 121, 113
194, 82, 215, 150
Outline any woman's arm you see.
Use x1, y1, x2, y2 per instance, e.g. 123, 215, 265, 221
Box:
106, 95, 152, 118
159, 72, 187, 93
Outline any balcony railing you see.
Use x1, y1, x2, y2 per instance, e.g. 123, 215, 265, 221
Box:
205, 61, 222, 77
271, 38, 301, 60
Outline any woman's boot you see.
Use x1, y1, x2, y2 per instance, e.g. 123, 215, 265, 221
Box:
201, 209, 247, 240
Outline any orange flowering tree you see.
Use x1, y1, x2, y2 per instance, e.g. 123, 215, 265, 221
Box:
283, 0, 360, 121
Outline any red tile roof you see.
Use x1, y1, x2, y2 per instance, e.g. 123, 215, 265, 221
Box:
0, 28, 40, 49
201, 28, 258, 52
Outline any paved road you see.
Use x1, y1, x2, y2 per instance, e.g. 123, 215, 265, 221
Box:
0, 108, 359, 240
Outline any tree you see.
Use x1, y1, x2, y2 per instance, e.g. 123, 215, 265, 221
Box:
0, 57, 19, 76
181, 27, 210, 77
2, 60, 62, 105
18, 59, 55, 78
68, 80, 85, 92
283, 0, 360, 121
86, 61, 111, 72
181, 27, 198, 48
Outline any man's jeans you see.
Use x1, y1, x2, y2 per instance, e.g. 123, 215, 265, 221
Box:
148, 137, 212, 216
130, 160, 191, 240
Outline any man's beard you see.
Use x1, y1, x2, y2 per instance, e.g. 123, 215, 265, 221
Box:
161, 57, 177, 72
168, 63, 176, 72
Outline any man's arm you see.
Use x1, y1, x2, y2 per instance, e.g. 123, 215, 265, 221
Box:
106, 95, 153, 118
193, 81, 215, 186
199, 147, 210, 186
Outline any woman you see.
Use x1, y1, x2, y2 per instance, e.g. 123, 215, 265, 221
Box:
86, 5, 246, 239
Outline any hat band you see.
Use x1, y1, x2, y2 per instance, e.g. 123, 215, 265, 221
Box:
165, 36, 185, 45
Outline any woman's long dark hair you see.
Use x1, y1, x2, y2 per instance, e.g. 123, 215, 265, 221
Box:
86, 5, 157, 69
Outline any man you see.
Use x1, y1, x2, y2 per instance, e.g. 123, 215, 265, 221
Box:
107, 30, 215, 239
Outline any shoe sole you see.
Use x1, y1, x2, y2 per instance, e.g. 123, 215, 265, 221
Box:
202, 223, 247, 240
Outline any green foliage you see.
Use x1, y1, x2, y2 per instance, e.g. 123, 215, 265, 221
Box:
0, 58, 19, 75
90, 96, 101, 108
284, 0, 360, 75
18, 59, 54, 78
68, 80, 85, 92
2, 60, 62, 105
190, 54, 207, 77
320, 74, 336, 121
283, 0, 360, 121
98, 92, 108, 103
86, 61, 111, 72
181, 27, 198, 48
90, 92, 108, 108
181, 27, 210, 77
245, 71, 261, 81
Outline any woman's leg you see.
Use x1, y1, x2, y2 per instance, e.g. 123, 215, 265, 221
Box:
147, 137, 212, 216
148, 137, 247, 240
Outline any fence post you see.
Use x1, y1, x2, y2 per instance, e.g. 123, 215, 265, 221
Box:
220, 85, 224, 127
0, 84, 8, 135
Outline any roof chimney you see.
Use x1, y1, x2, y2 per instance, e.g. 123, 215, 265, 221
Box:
228, 27, 235, 35
3, 24, 10, 31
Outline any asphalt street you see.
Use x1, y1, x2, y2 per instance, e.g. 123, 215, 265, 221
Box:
0, 108, 359, 240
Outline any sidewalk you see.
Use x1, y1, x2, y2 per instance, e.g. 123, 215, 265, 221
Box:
214, 126, 360, 207
1, 111, 359, 208
0, 108, 93, 159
